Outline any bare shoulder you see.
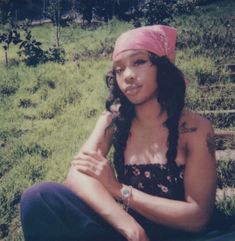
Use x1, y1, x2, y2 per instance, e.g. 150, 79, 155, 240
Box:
180, 109, 216, 159
180, 109, 214, 136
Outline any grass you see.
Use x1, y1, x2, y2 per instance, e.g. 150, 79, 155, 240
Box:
217, 160, 235, 188
0, 1, 235, 240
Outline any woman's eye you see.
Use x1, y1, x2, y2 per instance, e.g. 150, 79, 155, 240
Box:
115, 68, 123, 74
134, 59, 147, 65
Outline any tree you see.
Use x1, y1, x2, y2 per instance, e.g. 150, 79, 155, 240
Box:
0, 21, 21, 66
75, 0, 93, 23
142, 0, 175, 25
18, 20, 46, 66
45, 0, 71, 46
18, 20, 65, 66
93, 0, 114, 22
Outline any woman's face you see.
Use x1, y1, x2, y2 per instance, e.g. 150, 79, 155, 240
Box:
113, 50, 158, 106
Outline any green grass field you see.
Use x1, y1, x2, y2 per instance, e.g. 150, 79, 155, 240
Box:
0, 1, 234, 240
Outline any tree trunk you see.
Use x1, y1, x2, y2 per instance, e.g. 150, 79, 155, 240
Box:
4, 49, 8, 66
56, 0, 60, 47
43, 0, 46, 19
72, 0, 75, 11
56, 24, 60, 47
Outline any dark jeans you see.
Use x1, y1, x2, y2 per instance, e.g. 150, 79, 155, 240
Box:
20, 182, 211, 241
20, 182, 126, 241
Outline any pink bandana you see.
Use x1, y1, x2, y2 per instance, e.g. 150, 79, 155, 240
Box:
113, 25, 177, 63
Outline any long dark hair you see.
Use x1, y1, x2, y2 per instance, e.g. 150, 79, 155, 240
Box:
105, 53, 186, 182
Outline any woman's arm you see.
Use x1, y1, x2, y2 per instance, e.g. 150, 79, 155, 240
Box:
77, 110, 113, 156
65, 111, 149, 241
65, 167, 148, 240
86, 117, 216, 233
110, 118, 217, 232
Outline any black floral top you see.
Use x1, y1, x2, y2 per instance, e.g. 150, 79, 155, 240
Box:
123, 162, 185, 201
119, 162, 189, 240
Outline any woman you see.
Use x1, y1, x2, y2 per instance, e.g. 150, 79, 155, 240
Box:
20, 25, 217, 241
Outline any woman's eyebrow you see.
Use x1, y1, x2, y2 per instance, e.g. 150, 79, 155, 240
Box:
113, 61, 122, 68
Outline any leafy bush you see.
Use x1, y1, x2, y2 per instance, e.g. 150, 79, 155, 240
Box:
18, 22, 47, 66
143, 0, 173, 24
172, 0, 196, 15
177, 17, 235, 64
142, 0, 217, 24
194, 0, 224, 5
17, 21, 66, 66
45, 0, 70, 26
0, 23, 21, 66
46, 46, 65, 64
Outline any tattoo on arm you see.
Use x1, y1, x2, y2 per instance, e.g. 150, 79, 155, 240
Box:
206, 133, 216, 157
180, 122, 197, 134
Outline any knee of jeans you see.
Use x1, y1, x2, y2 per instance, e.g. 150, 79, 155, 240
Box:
20, 182, 58, 214
20, 182, 84, 211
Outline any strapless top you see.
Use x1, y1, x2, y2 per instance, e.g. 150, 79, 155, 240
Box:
116, 162, 192, 240
122, 162, 185, 201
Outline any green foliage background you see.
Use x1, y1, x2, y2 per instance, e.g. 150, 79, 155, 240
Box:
0, 1, 234, 240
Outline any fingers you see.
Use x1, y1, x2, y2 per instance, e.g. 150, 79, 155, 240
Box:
74, 151, 103, 161
71, 150, 108, 178
82, 150, 104, 162
72, 152, 99, 165
71, 158, 99, 177
71, 160, 97, 172
71, 155, 99, 170
71, 151, 102, 176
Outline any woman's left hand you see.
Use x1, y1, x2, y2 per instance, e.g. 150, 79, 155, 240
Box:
71, 151, 121, 197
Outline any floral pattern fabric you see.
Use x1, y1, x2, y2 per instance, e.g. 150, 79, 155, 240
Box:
123, 162, 185, 200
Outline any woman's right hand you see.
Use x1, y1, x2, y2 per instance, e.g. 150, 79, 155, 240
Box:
125, 223, 150, 241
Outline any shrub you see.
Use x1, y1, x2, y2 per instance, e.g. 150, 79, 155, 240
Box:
142, 0, 212, 25
177, 17, 235, 64
172, 0, 196, 15
18, 21, 66, 66
18, 22, 47, 66
46, 46, 65, 64
0, 22, 21, 66
143, 0, 173, 24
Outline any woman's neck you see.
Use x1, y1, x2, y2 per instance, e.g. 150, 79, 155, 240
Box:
134, 98, 167, 128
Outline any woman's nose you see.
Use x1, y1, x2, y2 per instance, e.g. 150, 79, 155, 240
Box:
123, 67, 136, 83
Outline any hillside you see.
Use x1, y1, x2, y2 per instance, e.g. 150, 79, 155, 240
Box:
0, 0, 234, 240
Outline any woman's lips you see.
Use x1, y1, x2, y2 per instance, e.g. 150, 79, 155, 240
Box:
125, 85, 141, 95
